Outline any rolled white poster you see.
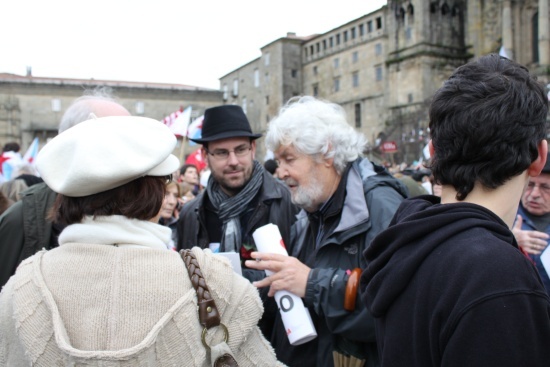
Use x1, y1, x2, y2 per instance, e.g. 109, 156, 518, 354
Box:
253, 223, 318, 345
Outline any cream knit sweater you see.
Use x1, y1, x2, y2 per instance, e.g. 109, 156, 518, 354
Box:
0, 216, 283, 366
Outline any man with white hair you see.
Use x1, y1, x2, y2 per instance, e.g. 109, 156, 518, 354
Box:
246, 96, 407, 367
0, 90, 130, 288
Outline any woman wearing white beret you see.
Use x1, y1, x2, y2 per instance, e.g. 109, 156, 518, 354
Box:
0, 116, 282, 366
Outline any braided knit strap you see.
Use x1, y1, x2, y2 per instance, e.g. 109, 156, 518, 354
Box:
180, 249, 221, 329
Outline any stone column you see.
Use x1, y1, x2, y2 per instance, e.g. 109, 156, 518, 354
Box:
502, 0, 514, 59
539, 0, 550, 65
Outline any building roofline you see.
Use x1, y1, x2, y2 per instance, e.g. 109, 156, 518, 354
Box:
0, 72, 219, 92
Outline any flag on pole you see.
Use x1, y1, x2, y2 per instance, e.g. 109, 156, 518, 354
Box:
187, 115, 203, 146
161, 106, 192, 137
23, 137, 39, 164
185, 147, 207, 172
169, 106, 192, 136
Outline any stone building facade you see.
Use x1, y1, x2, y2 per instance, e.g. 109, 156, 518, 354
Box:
220, 0, 550, 164
0, 72, 223, 161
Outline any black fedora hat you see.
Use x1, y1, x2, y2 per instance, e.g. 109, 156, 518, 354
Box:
190, 105, 262, 144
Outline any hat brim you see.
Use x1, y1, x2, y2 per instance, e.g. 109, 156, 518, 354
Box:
190, 131, 262, 144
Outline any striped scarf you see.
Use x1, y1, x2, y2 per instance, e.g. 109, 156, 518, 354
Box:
206, 160, 264, 252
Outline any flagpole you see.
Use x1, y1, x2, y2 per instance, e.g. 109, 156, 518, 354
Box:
179, 136, 187, 166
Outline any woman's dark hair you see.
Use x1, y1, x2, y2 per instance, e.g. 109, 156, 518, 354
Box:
52, 176, 166, 226
429, 54, 548, 200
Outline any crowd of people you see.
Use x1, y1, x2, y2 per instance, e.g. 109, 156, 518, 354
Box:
1, 54, 550, 366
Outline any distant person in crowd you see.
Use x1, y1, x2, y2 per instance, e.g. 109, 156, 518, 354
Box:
263, 158, 279, 177
158, 180, 182, 249
0, 179, 28, 203
179, 163, 200, 195
176, 104, 299, 339
179, 182, 196, 204
512, 152, 550, 295
393, 171, 429, 197
247, 96, 407, 367
0, 89, 131, 288
361, 54, 550, 366
0, 192, 13, 216
0, 115, 281, 366
14, 173, 43, 187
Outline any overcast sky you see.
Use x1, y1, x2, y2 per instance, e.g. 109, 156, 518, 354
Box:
1, 0, 386, 89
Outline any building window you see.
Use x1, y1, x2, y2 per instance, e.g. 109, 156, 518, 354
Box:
330, 37, 334, 47
408, 93, 414, 103
323, 39, 327, 50
223, 84, 228, 100
310, 45, 315, 55
336, 34, 341, 45
354, 103, 361, 128
291, 69, 298, 78
264, 52, 270, 66
51, 99, 61, 112
351, 27, 356, 39
233, 79, 239, 96
135, 101, 144, 115
367, 20, 373, 32
352, 72, 359, 88
334, 78, 340, 92
359, 24, 365, 36
405, 27, 412, 40
352, 51, 359, 63
316, 43, 320, 52
242, 97, 247, 114
376, 17, 382, 29
254, 69, 260, 87
375, 65, 383, 81
313, 65, 318, 75
313, 84, 319, 97
266, 95, 270, 105
343, 31, 348, 42
334, 58, 340, 69
375, 43, 382, 55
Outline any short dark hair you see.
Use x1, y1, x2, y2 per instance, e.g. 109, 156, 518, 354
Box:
52, 176, 165, 226
180, 164, 198, 175
429, 54, 548, 200
2, 142, 20, 153
264, 159, 278, 175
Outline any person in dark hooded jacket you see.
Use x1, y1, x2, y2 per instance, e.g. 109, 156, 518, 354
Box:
247, 96, 407, 367
361, 54, 550, 367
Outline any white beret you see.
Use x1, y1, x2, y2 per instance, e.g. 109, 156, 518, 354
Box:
36, 116, 180, 197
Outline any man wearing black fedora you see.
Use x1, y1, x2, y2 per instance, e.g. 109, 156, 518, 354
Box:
176, 105, 299, 336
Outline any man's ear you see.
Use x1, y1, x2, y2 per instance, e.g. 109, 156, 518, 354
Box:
200, 146, 208, 161
428, 140, 435, 158
528, 140, 548, 177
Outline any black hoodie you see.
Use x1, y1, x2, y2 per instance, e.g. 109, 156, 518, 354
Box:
360, 196, 550, 367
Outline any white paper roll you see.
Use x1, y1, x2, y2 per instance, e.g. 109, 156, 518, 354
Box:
252, 223, 289, 256
253, 224, 318, 345
275, 290, 318, 345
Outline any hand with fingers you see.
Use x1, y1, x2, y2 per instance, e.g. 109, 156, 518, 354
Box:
245, 252, 311, 298
512, 215, 550, 255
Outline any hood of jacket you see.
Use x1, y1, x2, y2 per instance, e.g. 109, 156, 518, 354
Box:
360, 195, 516, 318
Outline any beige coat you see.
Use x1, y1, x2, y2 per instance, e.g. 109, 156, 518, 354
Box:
0, 242, 282, 366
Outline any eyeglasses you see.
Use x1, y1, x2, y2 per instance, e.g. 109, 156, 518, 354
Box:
205, 145, 251, 161
526, 181, 550, 195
